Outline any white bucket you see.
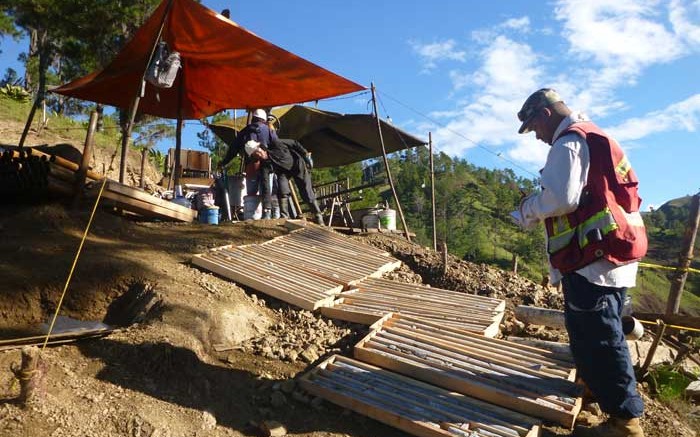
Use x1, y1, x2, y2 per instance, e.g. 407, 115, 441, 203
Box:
378, 208, 397, 231
361, 211, 380, 230
622, 316, 644, 340
229, 174, 246, 208
243, 195, 262, 220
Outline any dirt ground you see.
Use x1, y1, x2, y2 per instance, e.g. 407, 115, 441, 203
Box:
0, 201, 695, 437
0, 122, 698, 436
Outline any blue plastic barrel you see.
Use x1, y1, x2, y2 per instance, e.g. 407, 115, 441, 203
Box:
199, 206, 219, 225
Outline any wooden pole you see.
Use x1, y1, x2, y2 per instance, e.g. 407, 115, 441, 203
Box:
289, 179, 302, 219
639, 320, 667, 376
173, 72, 185, 192
119, 0, 174, 183
73, 110, 99, 204
17, 346, 41, 406
442, 242, 448, 275
514, 305, 566, 330
429, 132, 436, 252
666, 193, 700, 315
139, 147, 148, 189
370, 83, 411, 242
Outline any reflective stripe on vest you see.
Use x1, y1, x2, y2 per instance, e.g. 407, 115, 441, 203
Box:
548, 206, 644, 255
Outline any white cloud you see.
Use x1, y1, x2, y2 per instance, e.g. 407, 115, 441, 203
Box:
501, 17, 531, 32
669, 0, 700, 45
608, 93, 700, 142
409, 39, 467, 72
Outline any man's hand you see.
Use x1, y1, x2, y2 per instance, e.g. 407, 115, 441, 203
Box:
304, 153, 313, 169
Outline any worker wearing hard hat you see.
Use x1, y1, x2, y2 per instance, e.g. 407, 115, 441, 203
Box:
220, 108, 279, 219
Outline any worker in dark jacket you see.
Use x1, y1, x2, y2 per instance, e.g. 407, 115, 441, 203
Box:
245, 138, 324, 225
220, 109, 278, 218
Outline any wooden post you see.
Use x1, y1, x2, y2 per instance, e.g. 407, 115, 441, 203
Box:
640, 320, 667, 376
666, 193, 700, 315
119, 0, 174, 183
73, 110, 98, 204
514, 305, 566, 330
370, 83, 411, 242
17, 346, 41, 406
442, 242, 448, 275
512, 253, 519, 274
429, 132, 437, 252
289, 179, 302, 219
173, 74, 185, 191
140, 147, 148, 189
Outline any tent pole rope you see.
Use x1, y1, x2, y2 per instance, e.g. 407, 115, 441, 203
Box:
370, 83, 411, 242
119, 0, 176, 183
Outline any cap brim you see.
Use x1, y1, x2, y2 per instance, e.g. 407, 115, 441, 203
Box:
518, 114, 536, 134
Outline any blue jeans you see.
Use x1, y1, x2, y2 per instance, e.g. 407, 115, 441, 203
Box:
562, 273, 644, 419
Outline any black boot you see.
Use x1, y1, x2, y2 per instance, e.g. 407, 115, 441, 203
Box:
311, 201, 324, 225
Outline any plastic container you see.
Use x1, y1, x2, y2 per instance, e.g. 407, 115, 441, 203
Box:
228, 174, 246, 208
199, 206, 219, 225
361, 211, 380, 230
378, 208, 397, 231
622, 316, 644, 340
243, 195, 262, 220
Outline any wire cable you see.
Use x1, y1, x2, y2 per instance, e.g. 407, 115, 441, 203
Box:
377, 89, 539, 178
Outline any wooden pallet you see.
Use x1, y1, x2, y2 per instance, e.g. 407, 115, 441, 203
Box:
322, 278, 505, 337
300, 355, 541, 437
191, 246, 342, 310
101, 180, 197, 222
354, 313, 582, 428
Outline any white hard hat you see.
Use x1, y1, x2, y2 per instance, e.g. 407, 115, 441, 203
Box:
252, 109, 267, 120
244, 140, 261, 156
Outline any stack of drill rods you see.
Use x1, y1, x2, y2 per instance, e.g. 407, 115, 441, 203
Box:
301, 355, 540, 437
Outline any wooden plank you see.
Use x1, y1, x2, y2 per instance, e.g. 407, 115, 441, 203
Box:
101, 191, 197, 222
353, 313, 582, 428
300, 355, 541, 437
105, 180, 197, 218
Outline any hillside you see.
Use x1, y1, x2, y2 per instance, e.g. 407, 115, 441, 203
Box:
0, 95, 698, 437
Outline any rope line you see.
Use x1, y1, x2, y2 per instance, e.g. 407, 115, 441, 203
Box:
639, 262, 700, 275
636, 318, 700, 333
40, 178, 108, 352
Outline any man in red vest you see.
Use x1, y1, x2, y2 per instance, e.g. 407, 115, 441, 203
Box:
512, 89, 647, 437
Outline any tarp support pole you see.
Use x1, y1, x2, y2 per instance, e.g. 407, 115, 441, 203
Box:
370, 83, 411, 242
118, 0, 175, 184
174, 71, 185, 191
429, 131, 436, 251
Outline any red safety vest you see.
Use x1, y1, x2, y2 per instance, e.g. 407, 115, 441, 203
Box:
545, 121, 647, 273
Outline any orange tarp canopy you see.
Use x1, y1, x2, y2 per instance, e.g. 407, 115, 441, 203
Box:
53, 0, 364, 119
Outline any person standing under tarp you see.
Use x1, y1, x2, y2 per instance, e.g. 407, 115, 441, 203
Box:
219, 108, 278, 219
244, 138, 324, 225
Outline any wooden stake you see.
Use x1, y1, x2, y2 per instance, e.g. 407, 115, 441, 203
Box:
640, 319, 667, 376
442, 242, 448, 275
17, 346, 41, 406
429, 132, 437, 252
370, 83, 411, 242
666, 193, 700, 315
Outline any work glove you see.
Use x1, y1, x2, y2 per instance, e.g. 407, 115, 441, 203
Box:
304, 153, 313, 169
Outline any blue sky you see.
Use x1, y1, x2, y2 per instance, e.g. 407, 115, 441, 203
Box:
1, 0, 699, 209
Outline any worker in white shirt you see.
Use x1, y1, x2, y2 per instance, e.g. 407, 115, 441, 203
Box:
512, 88, 647, 437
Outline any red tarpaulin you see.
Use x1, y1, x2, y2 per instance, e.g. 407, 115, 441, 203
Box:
53, 0, 364, 119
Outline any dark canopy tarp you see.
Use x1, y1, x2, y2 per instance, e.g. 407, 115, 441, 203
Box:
209, 105, 426, 168
52, 0, 364, 119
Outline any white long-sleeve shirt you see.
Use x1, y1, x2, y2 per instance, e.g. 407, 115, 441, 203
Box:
518, 113, 638, 287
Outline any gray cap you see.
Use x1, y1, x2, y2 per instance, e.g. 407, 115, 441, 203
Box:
517, 88, 563, 134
